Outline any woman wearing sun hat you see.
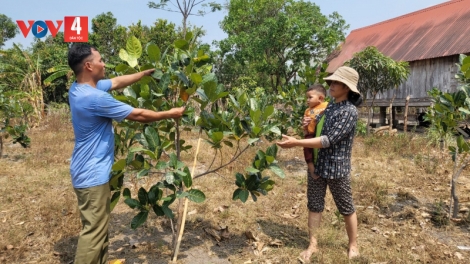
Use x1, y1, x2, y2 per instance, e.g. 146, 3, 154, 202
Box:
277, 66, 362, 261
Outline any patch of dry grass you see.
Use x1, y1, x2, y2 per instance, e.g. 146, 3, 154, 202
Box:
1, 116, 470, 263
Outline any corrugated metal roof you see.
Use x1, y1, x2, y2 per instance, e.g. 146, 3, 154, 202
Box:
327, 0, 470, 72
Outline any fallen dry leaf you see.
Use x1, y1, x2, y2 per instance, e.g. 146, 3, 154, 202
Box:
6, 245, 14, 250
220, 226, 230, 240
187, 209, 197, 215
269, 239, 283, 247
109, 259, 126, 264
245, 230, 259, 241
281, 213, 299, 219
254, 241, 265, 251
205, 227, 221, 242
454, 252, 464, 260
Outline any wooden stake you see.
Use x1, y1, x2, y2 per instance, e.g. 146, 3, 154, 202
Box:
172, 131, 202, 262
404, 96, 410, 133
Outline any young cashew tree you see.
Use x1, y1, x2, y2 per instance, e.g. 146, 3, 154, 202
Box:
345, 46, 409, 133
109, 35, 284, 261
426, 54, 470, 218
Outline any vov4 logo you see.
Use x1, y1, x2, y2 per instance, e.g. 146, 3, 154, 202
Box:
16, 16, 88, 42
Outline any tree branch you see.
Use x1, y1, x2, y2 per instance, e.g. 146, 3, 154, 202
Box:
194, 144, 250, 179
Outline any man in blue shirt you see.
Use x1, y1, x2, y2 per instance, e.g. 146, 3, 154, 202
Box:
68, 43, 184, 264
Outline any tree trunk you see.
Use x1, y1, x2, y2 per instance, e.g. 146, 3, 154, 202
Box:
366, 93, 377, 134
403, 95, 410, 133
0, 135, 3, 159
389, 89, 397, 133
451, 177, 459, 218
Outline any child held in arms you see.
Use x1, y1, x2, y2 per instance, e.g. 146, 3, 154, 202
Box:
302, 85, 328, 179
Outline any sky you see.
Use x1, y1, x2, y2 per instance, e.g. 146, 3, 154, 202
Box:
2, 0, 449, 49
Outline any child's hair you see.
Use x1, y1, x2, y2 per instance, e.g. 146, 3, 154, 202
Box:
348, 91, 363, 106
306, 84, 326, 97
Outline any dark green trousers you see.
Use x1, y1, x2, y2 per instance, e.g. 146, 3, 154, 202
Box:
74, 182, 110, 264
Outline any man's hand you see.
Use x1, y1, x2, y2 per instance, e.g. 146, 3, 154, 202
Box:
111, 69, 156, 90
276, 134, 299, 148
141, 69, 155, 76
168, 107, 185, 118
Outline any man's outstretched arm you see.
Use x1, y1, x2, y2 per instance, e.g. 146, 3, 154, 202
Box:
110, 69, 155, 90
125, 107, 185, 123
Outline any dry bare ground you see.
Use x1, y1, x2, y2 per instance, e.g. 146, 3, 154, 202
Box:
1, 112, 470, 264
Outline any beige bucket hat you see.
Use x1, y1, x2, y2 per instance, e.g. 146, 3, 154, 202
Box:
324, 66, 360, 94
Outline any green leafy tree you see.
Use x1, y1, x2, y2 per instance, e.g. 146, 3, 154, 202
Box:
0, 86, 32, 157
89, 12, 128, 67
0, 44, 44, 125
32, 33, 71, 104
345, 46, 409, 133
148, 0, 222, 36
110, 34, 284, 261
425, 54, 470, 219
0, 14, 18, 48
217, 0, 348, 92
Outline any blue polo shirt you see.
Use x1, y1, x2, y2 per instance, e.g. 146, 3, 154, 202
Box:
69, 80, 133, 189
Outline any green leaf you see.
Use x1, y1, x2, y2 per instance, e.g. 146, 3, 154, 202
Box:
232, 188, 241, 200
123, 188, 131, 199
126, 36, 142, 59
115, 63, 129, 73
187, 189, 206, 203
222, 141, 233, 147
248, 138, 259, 145
266, 144, 278, 157
176, 71, 189, 86
269, 126, 282, 136
185, 31, 193, 41
152, 205, 165, 216
176, 191, 190, 198
110, 191, 120, 211
174, 39, 189, 50
266, 156, 275, 164
169, 153, 178, 168
465, 69, 470, 79
144, 126, 160, 152
151, 69, 163, 79
131, 211, 148, 229
211, 131, 224, 143
148, 186, 159, 204
138, 187, 148, 205
123, 87, 137, 98
119, 49, 129, 62
462, 56, 470, 67
124, 198, 141, 209
260, 180, 275, 192
162, 205, 174, 218
239, 189, 249, 203
190, 73, 203, 84
269, 164, 285, 178
182, 166, 192, 188
235, 173, 245, 187
165, 172, 175, 184
246, 167, 260, 173
112, 159, 126, 171
252, 126, 262, 136
137, 169, 150, 178
262, 105, 274, 120
147, 43, 161, 63
156, 161, 168, 170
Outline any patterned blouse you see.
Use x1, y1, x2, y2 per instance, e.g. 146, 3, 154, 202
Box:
314, 100, 357, 179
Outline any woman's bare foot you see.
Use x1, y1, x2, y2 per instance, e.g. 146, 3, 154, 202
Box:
348, 246, 359, 259
299, 246, 318, 263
